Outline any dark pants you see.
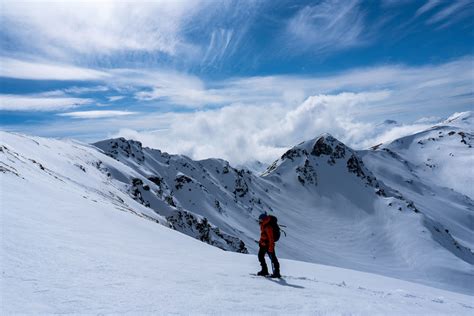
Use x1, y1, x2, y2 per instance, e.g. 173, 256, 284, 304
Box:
258, 246, 280, 273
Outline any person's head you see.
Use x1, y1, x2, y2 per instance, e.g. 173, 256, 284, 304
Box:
258, 213, 267, 224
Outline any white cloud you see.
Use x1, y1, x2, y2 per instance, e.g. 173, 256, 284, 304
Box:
107, 96, 125, 102
414, 116, 442, 124
112, 69, 226, 107
284, 0, 366, 54
0, 1, 263, 72
64, 86, 109, 94
362, 123, 433, 148
0, 57, 109, 81
415, 0, 441, 17
0, 94, 93, 111
261, 91, 391, 147
58, 110, 137, 119
426, 0, 471, 27
113, 104, 288, 164
3, 57, 472, 165
108, 90, 434, 165
1, 1, 203, 58
202, 29, 233, 64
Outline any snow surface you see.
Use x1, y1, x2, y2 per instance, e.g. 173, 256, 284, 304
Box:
2, 159, 473, 314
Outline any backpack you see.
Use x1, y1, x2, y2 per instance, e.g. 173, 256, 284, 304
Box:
268, 215, 281, 242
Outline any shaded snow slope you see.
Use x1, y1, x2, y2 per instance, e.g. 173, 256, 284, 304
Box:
1, 151, 473, 314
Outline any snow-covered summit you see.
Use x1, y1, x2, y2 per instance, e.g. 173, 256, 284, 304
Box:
372, 111, 473, 199
443, 111, 473, 127
264, 133, 385, 195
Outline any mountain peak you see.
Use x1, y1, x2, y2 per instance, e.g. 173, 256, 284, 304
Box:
94, 137, 145, 163
443, 111, 473, 127
263, 133, 358, 183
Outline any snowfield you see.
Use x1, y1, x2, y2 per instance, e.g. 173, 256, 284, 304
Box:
1, 111, 473, 314
2, 172, 473, 315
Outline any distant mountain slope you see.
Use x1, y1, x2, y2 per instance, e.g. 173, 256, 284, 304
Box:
361, 111, 474, 252
366, 111, 473, 199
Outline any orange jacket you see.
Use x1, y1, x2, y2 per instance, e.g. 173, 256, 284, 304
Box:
259, 216, 275, 252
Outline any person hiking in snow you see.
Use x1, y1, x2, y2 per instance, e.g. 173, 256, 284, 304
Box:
257, 213, 281, 278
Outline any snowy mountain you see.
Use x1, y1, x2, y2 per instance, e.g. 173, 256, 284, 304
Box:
3, 153, 472, 313
1, 112, 473, 313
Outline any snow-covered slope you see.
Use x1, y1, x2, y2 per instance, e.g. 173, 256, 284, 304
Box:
260, 133, 473, 294
92, 133, 474, 295
1, 110, 473, 308
93, 137, 273, 253
2, 141, 473, 313
361, 112, 473, 252
365, 111, 473, 199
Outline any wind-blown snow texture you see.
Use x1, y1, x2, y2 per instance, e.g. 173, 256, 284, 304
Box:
1, 111, 473, 314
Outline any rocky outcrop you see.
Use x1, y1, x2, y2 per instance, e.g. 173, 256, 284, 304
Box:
167, 210, 248, 253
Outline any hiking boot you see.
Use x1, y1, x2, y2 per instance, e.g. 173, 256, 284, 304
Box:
257, 269, 269, 276
270, 271, 281, 278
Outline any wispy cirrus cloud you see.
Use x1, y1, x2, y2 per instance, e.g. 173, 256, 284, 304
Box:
0, 0, 261, 72
1, 1, 203, 59
426, 0, 473, 28
107, 96, 125, 102
283, 0, 367, 55
0, 94, 93, 111
415, 0, 442, 17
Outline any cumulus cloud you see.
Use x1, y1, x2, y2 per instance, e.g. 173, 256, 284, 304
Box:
108, 90, 444, 166
260, 91, 391, 146
0, 94, 92, 111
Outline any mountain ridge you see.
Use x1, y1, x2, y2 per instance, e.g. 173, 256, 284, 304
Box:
1, 111, 473, 295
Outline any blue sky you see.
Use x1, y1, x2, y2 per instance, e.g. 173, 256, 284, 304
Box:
0, 0, 473, 163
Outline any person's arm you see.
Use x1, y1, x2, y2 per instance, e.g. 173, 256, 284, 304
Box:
266, 225, 275, 252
